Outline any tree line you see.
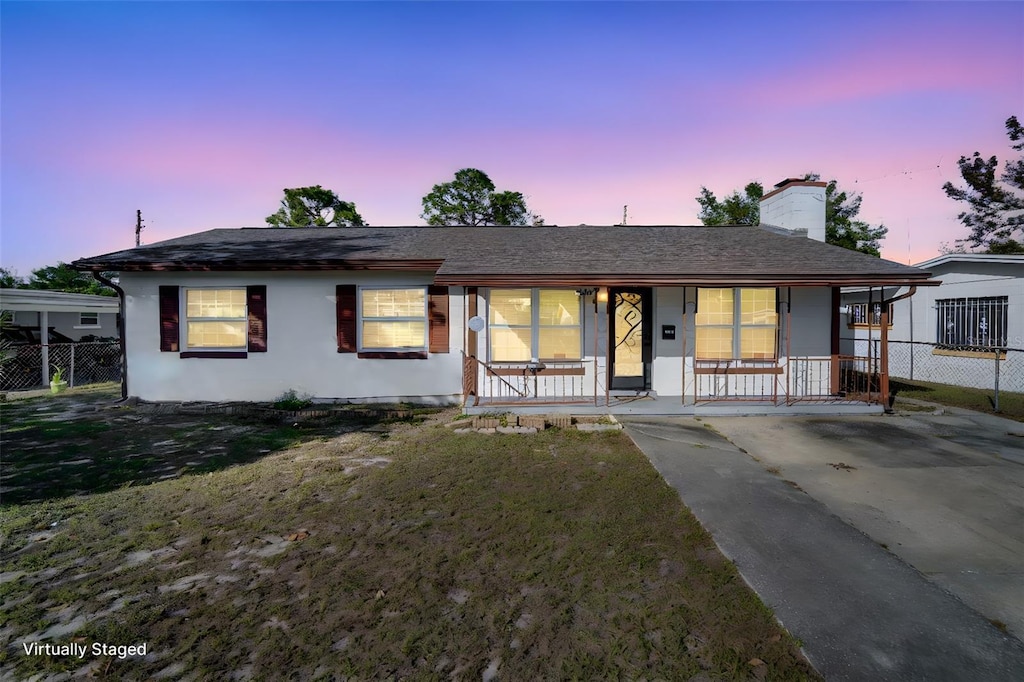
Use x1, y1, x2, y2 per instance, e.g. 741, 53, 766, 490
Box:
264, 112, 1023, 258
4, 116, 1019, 295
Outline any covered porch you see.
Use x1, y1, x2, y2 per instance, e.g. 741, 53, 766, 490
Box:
459, 284, 897, 415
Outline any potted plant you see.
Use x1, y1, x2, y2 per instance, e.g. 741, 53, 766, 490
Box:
50, 365, 68, 394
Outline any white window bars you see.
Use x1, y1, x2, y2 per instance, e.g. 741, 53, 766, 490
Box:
935, 297, 1008, 349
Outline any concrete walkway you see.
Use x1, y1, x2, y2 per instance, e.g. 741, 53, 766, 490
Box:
622, 416, 1024, 681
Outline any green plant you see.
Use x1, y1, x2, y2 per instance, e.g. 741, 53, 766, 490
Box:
272, 389, 313, 411
50, 365, 64, 383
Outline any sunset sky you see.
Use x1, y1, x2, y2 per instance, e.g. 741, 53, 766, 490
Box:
2, 1, 1022, 276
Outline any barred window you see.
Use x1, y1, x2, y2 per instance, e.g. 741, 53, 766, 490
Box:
936, 297, 1008, 349
849, 302, 893, 327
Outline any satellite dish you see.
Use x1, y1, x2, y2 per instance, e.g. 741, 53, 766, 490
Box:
468, 315, 486, 332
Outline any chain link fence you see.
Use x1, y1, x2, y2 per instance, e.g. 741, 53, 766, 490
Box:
0, 342, 122, 391
884, 340, 1023, 394
845, 336, 1022, 404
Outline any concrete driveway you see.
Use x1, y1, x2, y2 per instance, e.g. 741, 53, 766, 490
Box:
622, 408, 1024, 681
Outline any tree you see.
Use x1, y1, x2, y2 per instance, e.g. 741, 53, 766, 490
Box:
810, 173, 888, 257
695, 182, 763, 226
695, 175, 888, 256
265, 185, 366, 227
25, 263, 116, 296
0, 267, 24, 289
942, 115, 1024, 253
421, 168, 541, 226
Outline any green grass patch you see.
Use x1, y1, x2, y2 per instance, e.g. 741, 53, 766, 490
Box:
0, 407, 817, 680
892, 378, 1024, 421
0, 387, 427, 505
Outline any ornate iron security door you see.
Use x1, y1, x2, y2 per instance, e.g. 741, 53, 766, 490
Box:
609, 288, 652, 390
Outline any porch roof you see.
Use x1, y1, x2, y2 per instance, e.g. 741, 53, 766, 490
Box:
72, 225, 937, 286
0, 288, 120, 314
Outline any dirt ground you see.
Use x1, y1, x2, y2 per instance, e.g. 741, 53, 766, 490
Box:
1, 384, 430, 505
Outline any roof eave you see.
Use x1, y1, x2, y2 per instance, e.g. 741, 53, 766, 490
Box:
72, 259, 445, 273
433, 275, 942, 287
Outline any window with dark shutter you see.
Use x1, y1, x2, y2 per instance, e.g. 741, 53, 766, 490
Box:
336, 284, 357, 353
428, 285, 449, 354
159, 286, 180, 352
247, 285, 268, 352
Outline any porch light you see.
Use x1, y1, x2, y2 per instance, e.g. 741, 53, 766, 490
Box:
596, 288, 609, 303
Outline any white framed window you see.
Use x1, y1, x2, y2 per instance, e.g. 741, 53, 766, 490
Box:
695, 288, 778, 360
77, 312, 100, 328
936, 296, 1007, 349
488, 289, 582, 362
359, 287, 427, 351
184, 288, 247, 349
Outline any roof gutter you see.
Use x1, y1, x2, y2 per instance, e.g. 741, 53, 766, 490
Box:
92, 271, 128, 402
882, 285, 918, 306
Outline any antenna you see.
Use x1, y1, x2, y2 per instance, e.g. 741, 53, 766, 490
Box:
135, 210, 144, 247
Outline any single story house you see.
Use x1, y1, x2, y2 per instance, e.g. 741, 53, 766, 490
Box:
842, 253, 1022, 393
0, 288, 121, 390
72, 179, 937, 414
0, 288, 120, 342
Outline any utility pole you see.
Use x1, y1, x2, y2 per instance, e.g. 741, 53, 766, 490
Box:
135, 210, 144, 247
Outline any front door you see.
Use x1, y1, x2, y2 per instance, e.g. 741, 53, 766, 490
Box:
609, 288, 652, 390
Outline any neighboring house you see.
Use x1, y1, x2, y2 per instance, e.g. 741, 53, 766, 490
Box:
72, 179, 936, 414
0, 288, 121, 390
0, 289, 119, 341
842, 254, 1023, 392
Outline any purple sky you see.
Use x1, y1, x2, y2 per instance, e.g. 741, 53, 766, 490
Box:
2, 1, 1022, 275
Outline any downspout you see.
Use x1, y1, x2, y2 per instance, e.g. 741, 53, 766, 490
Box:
879, 286, 918, 412
93, 271, 128, 402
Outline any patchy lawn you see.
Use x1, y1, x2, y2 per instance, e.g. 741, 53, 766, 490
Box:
891, 377, 1024, 422
1, 388, 817, 680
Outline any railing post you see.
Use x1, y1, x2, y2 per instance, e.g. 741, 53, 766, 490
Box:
994, 350, 1001, 413
40, 310, 49, 388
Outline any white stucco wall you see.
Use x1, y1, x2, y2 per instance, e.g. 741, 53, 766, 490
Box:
652, 287, 684, 397
121, 272, 465, 403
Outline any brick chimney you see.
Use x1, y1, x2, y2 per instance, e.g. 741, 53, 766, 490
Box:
759, 178, 827, 242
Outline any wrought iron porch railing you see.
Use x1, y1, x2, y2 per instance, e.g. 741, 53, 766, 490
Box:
462, 352, 594, 406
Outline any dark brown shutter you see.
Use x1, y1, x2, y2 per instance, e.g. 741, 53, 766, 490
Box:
428, 285, 449, 353
336, 284, 357, 353
247, 285, 267, 352
158, 286, 180, 352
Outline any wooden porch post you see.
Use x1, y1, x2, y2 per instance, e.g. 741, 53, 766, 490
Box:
466, 287, 479, 406
830, 287, 840, 395
880, 307, 890, 409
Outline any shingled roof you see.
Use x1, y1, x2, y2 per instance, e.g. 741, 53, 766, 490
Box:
72, 226, 936, 286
